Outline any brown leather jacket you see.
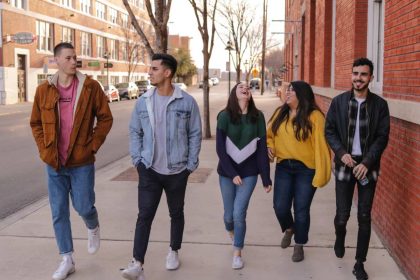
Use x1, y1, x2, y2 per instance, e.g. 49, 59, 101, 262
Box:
30, 71, 113, 169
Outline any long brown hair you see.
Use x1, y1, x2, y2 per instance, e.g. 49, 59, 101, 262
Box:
270, 81, 322, 141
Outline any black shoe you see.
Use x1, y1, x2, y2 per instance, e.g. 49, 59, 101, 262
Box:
352, 262, 368, 280
334, 238, 345, 258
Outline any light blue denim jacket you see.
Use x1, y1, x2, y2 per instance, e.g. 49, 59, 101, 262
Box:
129, 85, 202, 172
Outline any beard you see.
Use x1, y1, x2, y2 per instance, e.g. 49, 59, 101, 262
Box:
352, 80, 370, 92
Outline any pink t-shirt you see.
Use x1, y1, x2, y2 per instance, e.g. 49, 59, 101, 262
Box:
57, 77, 78, 165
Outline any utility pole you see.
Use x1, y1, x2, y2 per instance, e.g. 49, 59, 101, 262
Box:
261, 0, 268, 95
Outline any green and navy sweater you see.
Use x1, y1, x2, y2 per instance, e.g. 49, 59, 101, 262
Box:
216, 110, 272, 187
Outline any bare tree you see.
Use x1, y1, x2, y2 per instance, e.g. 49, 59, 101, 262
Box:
264, 47, 285, 84
218, 0, 254, 83
244, 24, 264, 82
121, 27, 141, 82
260, 0, 268, 95
122, 0, 172, 57
188, 0, 218, 139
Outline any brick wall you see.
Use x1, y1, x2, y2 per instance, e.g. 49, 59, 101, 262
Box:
373, 118, 420, 280
383, 0, 420, 102
371, 1, 420, 279
285, 0, 420, 279
314, 0, 332, 87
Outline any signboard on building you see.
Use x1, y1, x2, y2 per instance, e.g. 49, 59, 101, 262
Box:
12, 32, 36, 44
104, 63, 113, 68
88, 61, 100, 67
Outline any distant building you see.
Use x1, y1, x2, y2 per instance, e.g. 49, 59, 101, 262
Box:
0, 0, 152, 104
283, 1, 419, 280
168, 34, 190, 52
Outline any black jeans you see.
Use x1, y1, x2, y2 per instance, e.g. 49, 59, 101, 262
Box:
133, 164, 190, 263
334, 174, 376, 262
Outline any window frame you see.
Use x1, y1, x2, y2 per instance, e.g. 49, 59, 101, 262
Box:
36, 20, 54, 52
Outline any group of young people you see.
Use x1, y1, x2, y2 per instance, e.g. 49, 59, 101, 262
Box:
30, 42, 389, 280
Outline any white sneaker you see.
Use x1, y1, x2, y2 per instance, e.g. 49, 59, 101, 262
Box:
88, 226, 100, 254
232, 256, 244, 269
52, 255, 75, 280
165, 249, 180, 270
121, 259, 145, 280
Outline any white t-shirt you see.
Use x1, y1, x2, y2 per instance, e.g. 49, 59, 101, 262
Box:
351, 97, 366, 156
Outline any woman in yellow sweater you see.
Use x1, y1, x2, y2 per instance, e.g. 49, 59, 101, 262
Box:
267, 81, 331, 262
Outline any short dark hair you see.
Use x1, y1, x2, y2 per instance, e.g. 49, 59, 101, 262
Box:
152, 53, 178, 78
54, 42, 74, 57
353, 57, 374, 75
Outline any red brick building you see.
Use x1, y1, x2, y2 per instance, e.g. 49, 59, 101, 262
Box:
0, 0, 152, 104
283, 1, 419, 279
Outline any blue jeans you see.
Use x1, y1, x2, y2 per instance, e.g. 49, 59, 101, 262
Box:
46, 164, 98, 255
219, 175, 257, 249
273, 160, 316, 244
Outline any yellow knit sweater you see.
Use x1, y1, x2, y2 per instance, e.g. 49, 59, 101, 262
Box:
267, 110, 331, 187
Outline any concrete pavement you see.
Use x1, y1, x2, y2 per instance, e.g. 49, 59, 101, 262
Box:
0, 92, 406, 280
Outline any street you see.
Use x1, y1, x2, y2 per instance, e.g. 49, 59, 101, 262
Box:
0, 82, 231, 220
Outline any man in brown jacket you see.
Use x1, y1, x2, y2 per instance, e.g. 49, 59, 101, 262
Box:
30, 42, 113, 280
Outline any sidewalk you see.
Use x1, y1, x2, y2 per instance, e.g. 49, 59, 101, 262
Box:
0, 102, 33, 116
0, 92, 406, 280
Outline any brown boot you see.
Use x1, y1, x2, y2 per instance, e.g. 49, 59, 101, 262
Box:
292, 245, 304, 262
281, 229, 294, 249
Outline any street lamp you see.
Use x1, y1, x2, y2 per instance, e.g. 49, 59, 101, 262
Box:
103, 51, 110, 86
244, 60, 249, 83
225, 40, 234, 95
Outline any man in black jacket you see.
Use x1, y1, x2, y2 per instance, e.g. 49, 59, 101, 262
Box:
325, 58, 390, 280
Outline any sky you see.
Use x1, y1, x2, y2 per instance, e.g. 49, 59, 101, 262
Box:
168, 0, 285, 70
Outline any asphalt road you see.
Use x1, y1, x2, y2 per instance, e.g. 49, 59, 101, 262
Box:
0, 82, 229, 220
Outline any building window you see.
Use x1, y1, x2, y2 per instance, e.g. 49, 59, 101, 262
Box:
60, 0, 72, 8
367, 0, 384, 93
109, 7, 118, 24
97, 36, 105, 58
10, 0, 25, 9
38, 74, 53, 85
121, 42, 128, 61
96, 75, 107, 86
111, 76, 119, 85
62, 27, 74, 44
110, 39, 118, 60
80, 0, 91, 14
96, 2, 106, 20
121, 13, 129, 28
36, 20, 54, 52
80, 32, 92, 56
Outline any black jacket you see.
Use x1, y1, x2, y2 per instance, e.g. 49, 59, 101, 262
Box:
325, 90, 390, 172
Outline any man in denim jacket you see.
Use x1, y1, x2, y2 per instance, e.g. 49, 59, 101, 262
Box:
122, 53, 202, 280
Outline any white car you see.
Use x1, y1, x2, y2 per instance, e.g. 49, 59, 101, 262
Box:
210, 77, 220, 85
174, 83, 187, 91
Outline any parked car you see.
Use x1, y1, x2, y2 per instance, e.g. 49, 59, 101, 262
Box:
250, 78, 261, 89
198, 79, 214, 88
116, 82, 139, 99
135, 80, 153, 95
210, 77, 220, 85
103, 84, 120, 102
174, 83, 187, 91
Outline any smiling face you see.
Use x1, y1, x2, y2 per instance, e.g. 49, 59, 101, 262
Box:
235, 82, 251, 101
352, 65, 373, 92
55, 48, 77, 76
285, 84, 298, 109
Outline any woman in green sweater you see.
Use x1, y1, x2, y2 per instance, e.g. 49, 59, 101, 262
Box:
267, 81, 331, 262
216, 82, 272, 269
